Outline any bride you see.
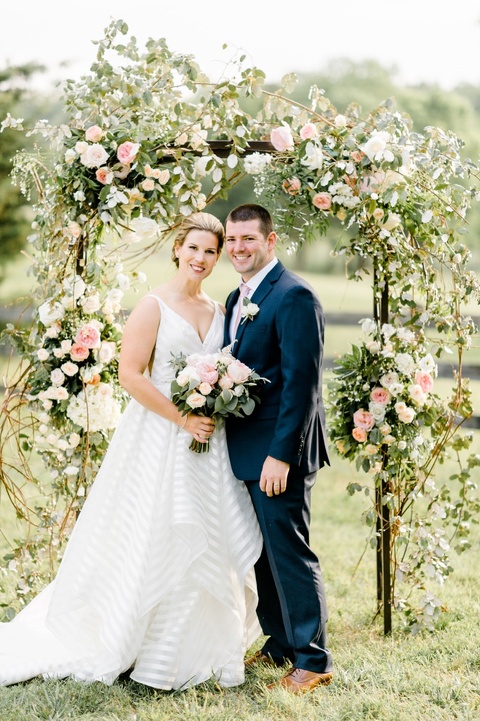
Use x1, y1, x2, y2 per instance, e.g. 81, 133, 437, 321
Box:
0, 212, 262, 690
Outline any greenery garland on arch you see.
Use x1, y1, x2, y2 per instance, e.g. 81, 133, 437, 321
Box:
1, 19, 480, 631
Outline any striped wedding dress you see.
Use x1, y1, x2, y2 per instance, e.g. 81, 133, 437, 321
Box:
0, 296, 262, 690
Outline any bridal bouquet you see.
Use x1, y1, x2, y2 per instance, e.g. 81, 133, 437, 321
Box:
170, 346, 268, 453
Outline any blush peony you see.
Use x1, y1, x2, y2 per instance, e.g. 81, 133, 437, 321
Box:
415, 370, 434, 392
370, 387, 391, 405
70, 344, 90, 362
352, 427, 368, 442
312, 192, 332, 210
227, 360, 252, 384
75, 324, 101, 349
353, 409, 375, 431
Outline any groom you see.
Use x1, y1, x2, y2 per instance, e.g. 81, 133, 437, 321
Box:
223, 204, 333, 693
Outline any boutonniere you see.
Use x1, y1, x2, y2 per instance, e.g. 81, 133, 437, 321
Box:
241, 298, 260, 323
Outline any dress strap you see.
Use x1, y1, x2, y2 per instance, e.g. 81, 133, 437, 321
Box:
145, 294, 163, 308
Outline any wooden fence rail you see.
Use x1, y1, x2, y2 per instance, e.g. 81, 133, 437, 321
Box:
1, 307, 479, 427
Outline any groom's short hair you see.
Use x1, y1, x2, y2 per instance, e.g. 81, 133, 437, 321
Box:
226, 204, 273, 238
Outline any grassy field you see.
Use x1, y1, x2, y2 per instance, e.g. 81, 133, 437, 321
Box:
1, 456, 480, 720
1, 250, 480, 719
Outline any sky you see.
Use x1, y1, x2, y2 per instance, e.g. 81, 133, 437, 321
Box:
2, 0, 480, 93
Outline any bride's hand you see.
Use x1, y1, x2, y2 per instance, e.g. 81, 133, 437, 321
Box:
184, 414, 215, 443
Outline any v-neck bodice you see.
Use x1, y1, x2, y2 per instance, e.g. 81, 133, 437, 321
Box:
146, 295, 224, 390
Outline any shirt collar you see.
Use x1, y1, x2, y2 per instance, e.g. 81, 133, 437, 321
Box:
242, 257, 278, 295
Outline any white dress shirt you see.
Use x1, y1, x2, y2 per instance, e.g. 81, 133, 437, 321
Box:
229, 257, 278, 342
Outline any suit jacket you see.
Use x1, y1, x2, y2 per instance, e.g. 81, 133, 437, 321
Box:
224, 261, 330, 480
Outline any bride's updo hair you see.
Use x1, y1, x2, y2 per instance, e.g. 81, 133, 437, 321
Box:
172, 212, 225, 267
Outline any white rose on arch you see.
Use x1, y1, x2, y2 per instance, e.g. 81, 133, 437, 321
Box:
361, 131, 394, 163
301, 141, 323, 171
80, 143, 109, 169
63, 275, 86, 299
380, 212, 402, 232
123, 216, 160, 243
38, 301, 65, 327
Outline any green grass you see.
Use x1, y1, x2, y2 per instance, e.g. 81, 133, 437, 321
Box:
1, 459, 480, 720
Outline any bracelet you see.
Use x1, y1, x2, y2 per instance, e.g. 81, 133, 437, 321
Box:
178, 414, 188, 429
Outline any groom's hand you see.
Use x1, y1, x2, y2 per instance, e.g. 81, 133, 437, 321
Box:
260, 456, 290, 497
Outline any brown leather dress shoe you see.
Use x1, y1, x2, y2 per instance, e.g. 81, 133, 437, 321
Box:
267, 667, 333, 693
244, 650, 280, 667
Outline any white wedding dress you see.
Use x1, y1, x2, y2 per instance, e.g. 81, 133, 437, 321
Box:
0, 296, 262, 690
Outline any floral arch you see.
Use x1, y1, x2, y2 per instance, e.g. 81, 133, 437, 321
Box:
1, 19, 480, 631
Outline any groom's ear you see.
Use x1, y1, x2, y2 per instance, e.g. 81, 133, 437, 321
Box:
267, 232, 278, 250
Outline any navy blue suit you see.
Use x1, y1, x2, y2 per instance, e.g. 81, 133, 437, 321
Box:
224, 261, 332, 673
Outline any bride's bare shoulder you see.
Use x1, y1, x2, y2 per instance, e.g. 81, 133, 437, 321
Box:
142, 283, 168, 301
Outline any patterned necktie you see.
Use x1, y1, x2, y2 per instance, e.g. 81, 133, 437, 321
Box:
232, 282, 250, 338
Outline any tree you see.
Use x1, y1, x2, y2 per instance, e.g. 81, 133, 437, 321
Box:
0, 64, 46, 278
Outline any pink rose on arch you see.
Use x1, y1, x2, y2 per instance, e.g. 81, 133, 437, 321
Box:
117, 141, 140, 165
352, 427, 367, 443
141, 178, 155, 192
227, 359, 252, 384
398, 407, 416, 423
70, 343, 90, 362
75, 324, 101, 349
114, 164, 132, 179
270, 125, 294, 152
370, 387, 391, 405
415, 370, 434, 394
96, 166, 113, 185
85, 125, 103, 143
353, 409, 375, 431
282, 177, 301, 195
300, 123, 317, 140
351, 150, 365, 163
312, 192, 332, 211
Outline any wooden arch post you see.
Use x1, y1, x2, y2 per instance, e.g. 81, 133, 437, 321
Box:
373, 271, 392, 635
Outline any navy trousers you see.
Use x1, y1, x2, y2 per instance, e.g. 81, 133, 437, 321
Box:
246, 470, 332, 673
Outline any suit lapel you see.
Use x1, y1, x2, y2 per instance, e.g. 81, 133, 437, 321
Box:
234, 262, 285, 349
225, 288, 240, 328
